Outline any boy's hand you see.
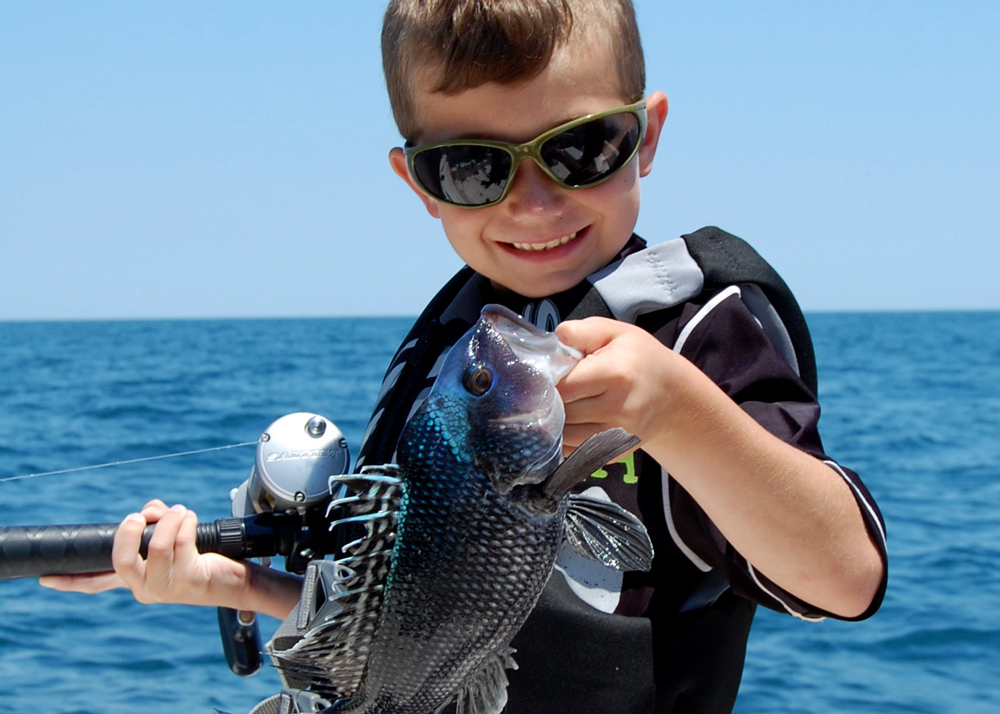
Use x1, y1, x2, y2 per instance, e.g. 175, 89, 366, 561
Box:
557, 316, 885, 618
40, 500, 303, 619
40, 499, 250, 609
555, 317, 685, 453
117, 500, 253, 608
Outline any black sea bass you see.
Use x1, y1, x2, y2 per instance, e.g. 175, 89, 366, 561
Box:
269, 305, 654, 714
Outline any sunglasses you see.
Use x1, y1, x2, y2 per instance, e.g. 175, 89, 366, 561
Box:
404, 99, 647, 208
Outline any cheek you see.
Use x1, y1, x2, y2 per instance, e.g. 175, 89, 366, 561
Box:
614, 162, 642, 206
588, 165, 641, 233
438, 208, 492, 263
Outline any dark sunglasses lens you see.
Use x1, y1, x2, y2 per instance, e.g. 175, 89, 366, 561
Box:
540, 112, 640, 187
412, 145, 512, 206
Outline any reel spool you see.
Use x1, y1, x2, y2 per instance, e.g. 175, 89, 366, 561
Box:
230, 413, 350, 517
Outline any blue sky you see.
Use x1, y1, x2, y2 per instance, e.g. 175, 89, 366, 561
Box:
2, 1, 997, 320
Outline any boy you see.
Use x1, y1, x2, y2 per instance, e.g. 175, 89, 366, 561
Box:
43, 1, 887, 712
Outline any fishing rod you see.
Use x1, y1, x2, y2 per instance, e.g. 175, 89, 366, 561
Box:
0, 412, 352, 677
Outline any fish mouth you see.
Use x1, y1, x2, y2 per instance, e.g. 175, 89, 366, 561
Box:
478, 305, 578, 496
480, 305, 581, 383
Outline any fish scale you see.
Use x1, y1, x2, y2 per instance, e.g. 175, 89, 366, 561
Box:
344, 394, 566, 714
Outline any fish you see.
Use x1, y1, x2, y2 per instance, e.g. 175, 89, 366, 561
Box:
266, 304, 654, 714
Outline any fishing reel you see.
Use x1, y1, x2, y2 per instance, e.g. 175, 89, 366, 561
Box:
230, 412, 350, 567
219, 412, 350, 676
0, 412, 351, 678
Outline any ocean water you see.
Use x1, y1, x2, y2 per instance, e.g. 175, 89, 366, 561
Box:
0, 312, 997, 713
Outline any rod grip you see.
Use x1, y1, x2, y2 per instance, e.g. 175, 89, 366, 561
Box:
0, 518, 259, 581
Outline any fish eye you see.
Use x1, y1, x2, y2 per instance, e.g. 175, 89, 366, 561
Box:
463, 365, 494, 396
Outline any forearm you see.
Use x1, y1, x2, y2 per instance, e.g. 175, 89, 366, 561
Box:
644, 364, 884, 618
240, 563, 303, 620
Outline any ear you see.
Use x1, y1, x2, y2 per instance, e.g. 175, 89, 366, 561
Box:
637, 91, 668, 178
389, 147, 441, 219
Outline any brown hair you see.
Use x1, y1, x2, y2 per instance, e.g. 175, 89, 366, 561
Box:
382, 0, 645, 141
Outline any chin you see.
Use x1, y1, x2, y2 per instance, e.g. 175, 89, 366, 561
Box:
491, 272, 584, 299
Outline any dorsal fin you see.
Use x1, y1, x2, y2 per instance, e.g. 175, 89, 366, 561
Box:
267, 466, 403, 697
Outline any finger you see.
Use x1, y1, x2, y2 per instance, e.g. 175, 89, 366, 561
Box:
555, 318, 628, 404
139, 500, 170, 522
39, 571, 125, 594
142, 505, 188, 593
558, 345, 614, 406
170, 509, 200, 571
112, 513, 149, 587
555, 317, 624, 356
558, 359, 608, 405
562, 422, 606, 451
561, 382, 617, 423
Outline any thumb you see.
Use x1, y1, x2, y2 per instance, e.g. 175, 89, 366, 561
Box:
555, 316, 626, 357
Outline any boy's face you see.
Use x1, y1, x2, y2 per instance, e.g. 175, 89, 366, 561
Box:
390, 36, 668, 298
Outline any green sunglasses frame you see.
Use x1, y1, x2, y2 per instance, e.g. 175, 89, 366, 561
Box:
403, 99, 648, 209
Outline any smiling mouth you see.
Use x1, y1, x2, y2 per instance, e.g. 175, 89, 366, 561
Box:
511, 231, 580, 252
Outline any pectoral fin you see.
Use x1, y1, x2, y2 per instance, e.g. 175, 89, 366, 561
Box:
565, 493, 654, 572
542, 428, 640, 501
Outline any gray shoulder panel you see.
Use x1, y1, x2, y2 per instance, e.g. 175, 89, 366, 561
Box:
738, 283, 800, 377
586, 238, 706, 322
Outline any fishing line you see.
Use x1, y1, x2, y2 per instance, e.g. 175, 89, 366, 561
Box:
0, 441, 259, 484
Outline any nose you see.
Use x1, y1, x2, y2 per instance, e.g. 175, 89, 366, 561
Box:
503, 158, 565, 215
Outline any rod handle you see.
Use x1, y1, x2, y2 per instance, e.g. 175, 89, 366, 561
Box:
0, 517, 276, 581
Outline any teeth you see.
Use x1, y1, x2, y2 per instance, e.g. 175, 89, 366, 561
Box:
512, 232, 579, 252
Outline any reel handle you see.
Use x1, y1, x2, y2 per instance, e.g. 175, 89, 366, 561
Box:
217, 606, 264, 677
